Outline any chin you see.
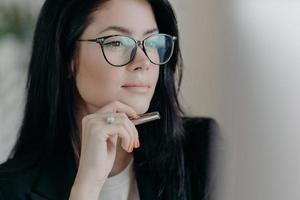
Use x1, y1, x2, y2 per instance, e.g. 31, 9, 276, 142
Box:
126, 101, 150, 115
84, 98, 151, 115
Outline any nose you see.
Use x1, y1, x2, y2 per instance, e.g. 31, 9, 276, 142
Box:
127, 45, 151, 71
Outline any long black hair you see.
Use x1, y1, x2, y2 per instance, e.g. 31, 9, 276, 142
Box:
1, 0, 186, 199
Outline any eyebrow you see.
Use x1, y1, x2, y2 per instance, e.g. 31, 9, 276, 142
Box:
98, 26, 159, 36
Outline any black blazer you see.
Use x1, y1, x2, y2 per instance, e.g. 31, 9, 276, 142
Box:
0, 117, 218, 200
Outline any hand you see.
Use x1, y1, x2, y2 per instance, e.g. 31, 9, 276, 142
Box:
70, 101, 140, 199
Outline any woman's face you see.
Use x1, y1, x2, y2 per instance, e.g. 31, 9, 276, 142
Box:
75, 0, 159, 115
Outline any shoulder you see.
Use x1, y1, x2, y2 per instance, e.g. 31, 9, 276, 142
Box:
182, 116, 218, 133
182, 116, 219, 171
182, 116, 220, 199
182, 116, 218, 149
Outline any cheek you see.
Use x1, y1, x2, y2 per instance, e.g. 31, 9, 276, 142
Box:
149, 66, 160, 91
75, 46, 122, 107
151, 67, 160, 98
153, 67, 160, 85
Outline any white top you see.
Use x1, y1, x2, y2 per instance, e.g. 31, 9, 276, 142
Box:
98, 158, 140, 200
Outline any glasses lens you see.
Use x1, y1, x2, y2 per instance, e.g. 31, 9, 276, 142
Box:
102, 36, 135, 66
144, 34, 175, 65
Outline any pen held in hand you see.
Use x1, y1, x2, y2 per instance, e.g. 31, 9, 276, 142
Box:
130, 111, 160, 125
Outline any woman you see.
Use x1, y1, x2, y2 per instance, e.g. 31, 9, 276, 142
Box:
0, 0, 219, 199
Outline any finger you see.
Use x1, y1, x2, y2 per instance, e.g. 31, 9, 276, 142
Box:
102, 123, 132, 152
104, 112, 137, 151
103, 112, 135, 152
123, 114, 139, 149
82, 112, 134, 152
118, 113, 135, 152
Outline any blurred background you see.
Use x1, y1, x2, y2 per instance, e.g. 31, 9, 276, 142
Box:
1, 0, 300, 200
0, 0, 43, 162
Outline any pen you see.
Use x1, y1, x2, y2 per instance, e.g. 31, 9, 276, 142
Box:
130, 111, 160, 125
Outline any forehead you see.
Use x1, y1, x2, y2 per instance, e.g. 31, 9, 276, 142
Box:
86, 0, 158, 36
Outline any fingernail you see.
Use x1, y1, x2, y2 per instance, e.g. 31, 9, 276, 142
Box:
136, 140, 140, 148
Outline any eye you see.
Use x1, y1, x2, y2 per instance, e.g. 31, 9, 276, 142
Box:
104, 41, 123, 47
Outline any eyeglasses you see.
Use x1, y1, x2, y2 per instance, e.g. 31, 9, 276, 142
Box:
78, 33, 177, 67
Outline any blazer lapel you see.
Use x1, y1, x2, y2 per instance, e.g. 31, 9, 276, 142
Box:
31, 152, 77, 200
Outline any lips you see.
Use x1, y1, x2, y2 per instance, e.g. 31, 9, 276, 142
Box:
122, 84, 150, 87
122, 82, 150, 93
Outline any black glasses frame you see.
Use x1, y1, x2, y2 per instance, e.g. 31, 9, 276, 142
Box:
78, 33, 177, 67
